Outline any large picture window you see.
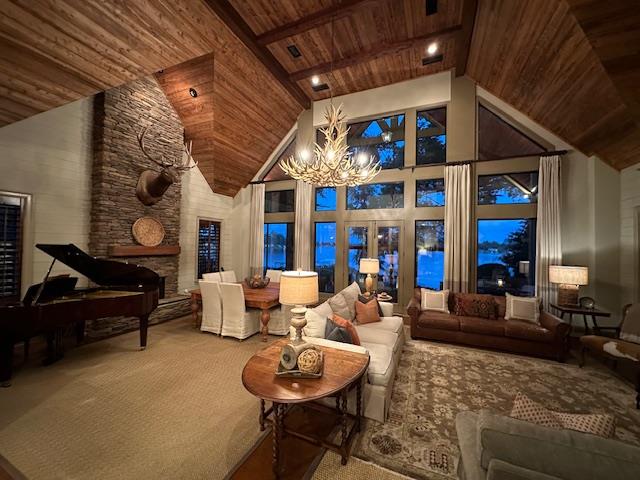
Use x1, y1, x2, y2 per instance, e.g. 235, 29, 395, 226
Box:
477, 219, 536, 296
346, 182, 404, 210
263, 136, 295, 181
198, 219, 221, 279
415, 220, 445, 290
0, 195, 23, 302
478, 172, 538, 205
264, 223, 294, 272
416, 108, 446, 165
314, 222, 336, 293
416, 178, 445, 207
478, 105, 546, 160
265, 190, 294, 213
315, 187, 336, 211
347, 114, 405, 169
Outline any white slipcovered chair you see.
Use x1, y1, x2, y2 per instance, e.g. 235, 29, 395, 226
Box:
219, 282, 260, 340
202, 272, 221, 282
199, 280, 223, 335
220, 270, 237, 283
265, 269, 282, 283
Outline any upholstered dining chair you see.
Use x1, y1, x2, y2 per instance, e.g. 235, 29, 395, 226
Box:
220, 270, 237, 283
219, 282, 260, 340
580, 303, 640, 408
198, 280, 223, 335
202, 272, 221, 282
265, 269, 282, 283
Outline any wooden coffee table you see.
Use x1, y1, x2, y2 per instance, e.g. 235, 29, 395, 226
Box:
242, 338, 370, 479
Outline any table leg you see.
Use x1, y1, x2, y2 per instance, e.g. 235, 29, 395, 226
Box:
259, 399, 266, 432
261, 309, 270, 342
356, 379, 363, 433
582, 314, 590, 334
340, 390, 348, 465
591, 315, 601, 334
190, 294, 199, 328
272, 402, 282, 479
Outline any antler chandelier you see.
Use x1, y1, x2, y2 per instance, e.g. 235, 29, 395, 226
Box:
280, 103, 381, 187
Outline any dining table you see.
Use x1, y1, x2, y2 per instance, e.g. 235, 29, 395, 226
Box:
190, 281, 280, 341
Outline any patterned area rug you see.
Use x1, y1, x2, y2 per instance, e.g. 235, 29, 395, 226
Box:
354, 339, 640, 480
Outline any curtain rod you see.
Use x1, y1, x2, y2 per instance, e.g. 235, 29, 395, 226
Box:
249, 150, 568, 184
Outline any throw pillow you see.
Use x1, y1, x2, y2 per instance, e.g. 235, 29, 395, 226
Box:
331, 314, 361, 345
355, 299, 381, 325
358, 294, 384, 317
511, 393, 615, 438
420, 288, 450, 313
505, 293, 540, 324
453, 294, 497, 319
324, 318, 353, 344
303, 308, 327, 338
340, 282, 362, 320
619, 303, 640, 345
328, 293, 352, 321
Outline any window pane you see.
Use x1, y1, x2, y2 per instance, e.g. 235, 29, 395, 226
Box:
478, 105, 546, 160
415, 220, 445, 290
477, 219, 536, 296
416, 178, 445, 207
416, 108, 446, 165
346, 182, 404, 210
378, 226, 400, 302
478, 172, 539, 205
263, 136, 295, 181
347, 114, 405, 169
197, 220, 221, 278
264, 223, 294, 272
315, 187, 336, 211
0, 195, 22, 301
347, 226, 368, 290
265, 190, 294, 213
315, 222, 336, 293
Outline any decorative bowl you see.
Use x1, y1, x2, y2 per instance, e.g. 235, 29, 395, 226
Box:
579, 296, 596, 309
244, 275, 270, 289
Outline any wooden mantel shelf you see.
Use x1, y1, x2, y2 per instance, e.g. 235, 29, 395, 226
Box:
108, 245, 181, 257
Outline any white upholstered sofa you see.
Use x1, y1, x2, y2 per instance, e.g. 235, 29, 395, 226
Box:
291, 282, 405, 423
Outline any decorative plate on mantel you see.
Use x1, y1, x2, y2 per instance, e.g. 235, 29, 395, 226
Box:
132, 217, 165, 247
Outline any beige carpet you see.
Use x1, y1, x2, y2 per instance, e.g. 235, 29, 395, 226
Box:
0, 317, 274, 480
312, 451, 412, 480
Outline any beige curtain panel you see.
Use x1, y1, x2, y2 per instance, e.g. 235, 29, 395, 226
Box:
294, 180, 312, 271
444, 164, 471, 293
535, 155, 562, 310
248, 183, 265, 276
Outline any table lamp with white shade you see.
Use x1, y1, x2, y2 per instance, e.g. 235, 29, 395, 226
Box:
549, 265, 589, 306
359, 258, 379, 295
279, 271, 319, 345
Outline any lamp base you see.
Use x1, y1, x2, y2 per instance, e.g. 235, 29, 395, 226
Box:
558, 284, 579, 307
365, 274, 373, 296
290, 306, 308, 345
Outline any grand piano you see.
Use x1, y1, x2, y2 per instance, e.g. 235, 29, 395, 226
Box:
1, 244, 160, 386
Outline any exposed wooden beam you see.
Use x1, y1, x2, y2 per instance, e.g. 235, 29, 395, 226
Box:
256, 0, 375, 46
290, 25, 461, 82
455, 0, 478, 77
204, 0, 310, 109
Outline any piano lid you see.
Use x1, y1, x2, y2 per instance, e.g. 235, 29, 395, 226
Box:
36, 244, 160, 288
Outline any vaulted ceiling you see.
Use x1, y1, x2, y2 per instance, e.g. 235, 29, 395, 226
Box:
0, 1, 638, 198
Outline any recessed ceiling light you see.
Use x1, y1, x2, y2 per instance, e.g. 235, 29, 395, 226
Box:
427, 43, 438, 55
311, 75, 321, 86
189, 88, 198, 98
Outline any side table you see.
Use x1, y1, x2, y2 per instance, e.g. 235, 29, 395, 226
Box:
550, 303, 611, 335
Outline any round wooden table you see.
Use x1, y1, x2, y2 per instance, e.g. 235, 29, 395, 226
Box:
242, 338, 370, 479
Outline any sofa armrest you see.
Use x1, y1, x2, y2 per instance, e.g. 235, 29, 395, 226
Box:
379, 301, 394, 318
407, 288, 421, 321
539, 311, 571, 342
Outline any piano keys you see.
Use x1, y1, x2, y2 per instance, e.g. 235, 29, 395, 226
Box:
0, 243, 160, 386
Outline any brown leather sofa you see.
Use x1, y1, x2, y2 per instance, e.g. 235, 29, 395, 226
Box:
408, 289, 571, 362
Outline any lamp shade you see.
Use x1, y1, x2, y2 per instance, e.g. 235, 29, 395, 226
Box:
279, 271, 319, 306
548, 265, 589, 286
359, 258, 380, 275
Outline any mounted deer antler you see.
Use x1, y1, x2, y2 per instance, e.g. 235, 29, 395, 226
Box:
135, 126, 198, 206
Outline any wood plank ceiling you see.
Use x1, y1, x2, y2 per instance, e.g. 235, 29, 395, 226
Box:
0, 0, 639, 197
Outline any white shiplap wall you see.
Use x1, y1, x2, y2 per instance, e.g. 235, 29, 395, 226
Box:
178, 167, 234, 293
620, 165, 640, 305
0, 98, 93, 292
